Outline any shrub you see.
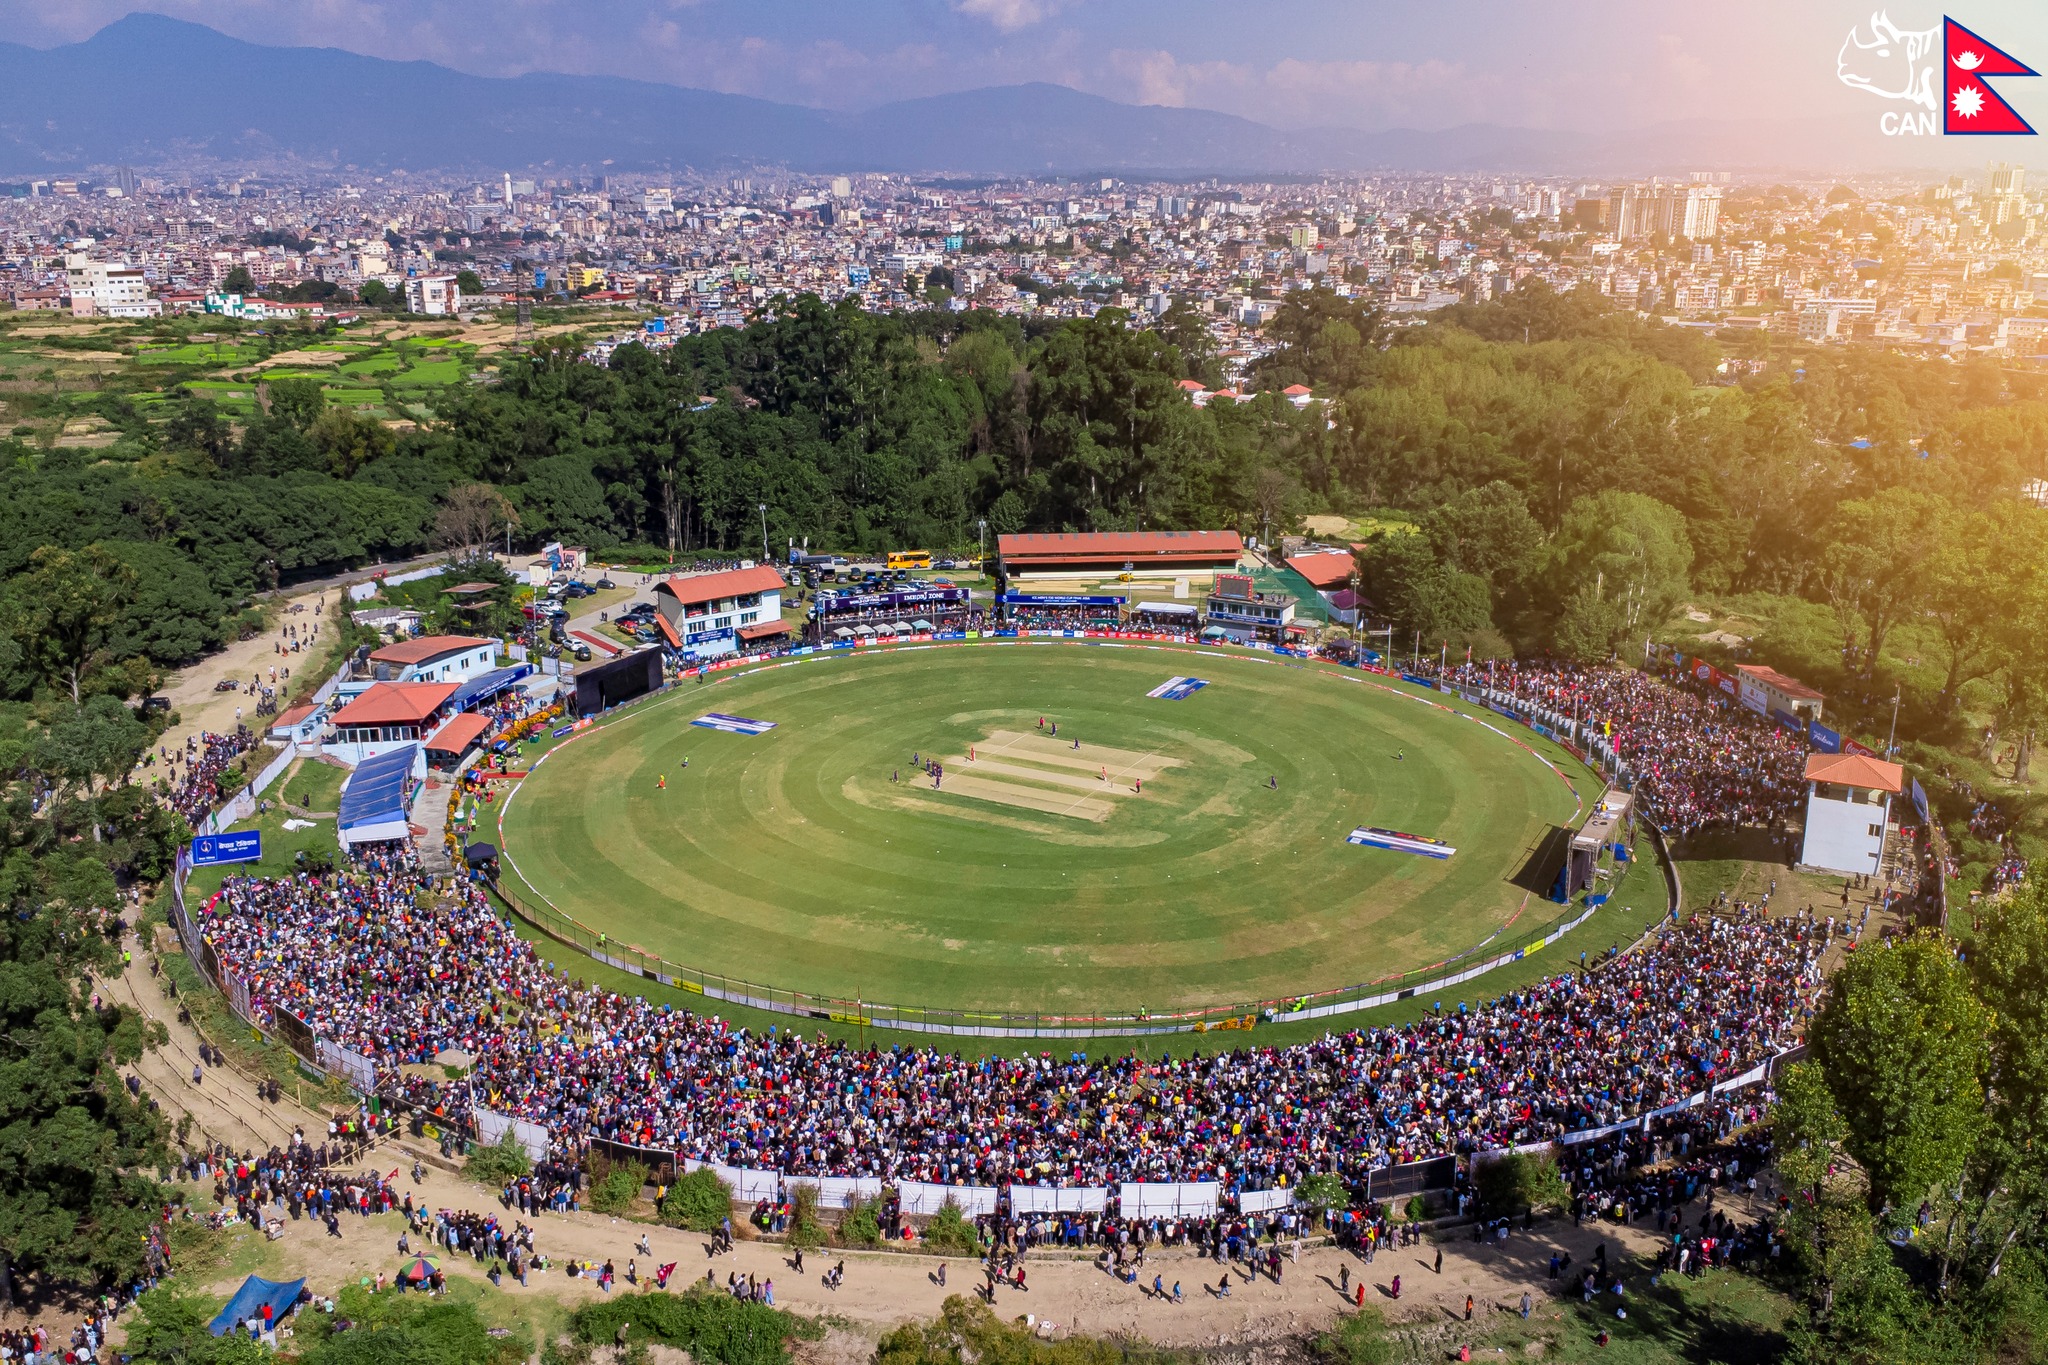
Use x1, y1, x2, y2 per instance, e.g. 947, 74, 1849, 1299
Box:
1405, 1194, 1428, 1223
661, 1167, 735, 1231
587, 1155, 650, 1215
1314, 1304, 1394, 1365
655, 1170, 737, 1236
465, 1132, 531, 1185
296, 1285, 526, 1365
1474, 1151, 1568, 1218
571, 1287, 818, 1365
787, 1183, 825, 1250
1293, 1172, 1352, 1213
838, 1195, 883, 1248
919, 1199, 982, 1256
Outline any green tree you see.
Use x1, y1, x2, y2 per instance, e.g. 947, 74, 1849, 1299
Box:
1250, 285, 1381, 392
1422, 479, 1544, 604
3, 545, 137, 703
221, 265, 254, 295
0, 825, 169, 1305
1809, 934, 1990, 1218
1961, 883, 2048, 1282
1819, 487, 1945, 677
310, 408, 396, 479
357, 278, 394, 309
1543, 491, 1692, 653
454, 269, 483, 296
264, 377, 326, 432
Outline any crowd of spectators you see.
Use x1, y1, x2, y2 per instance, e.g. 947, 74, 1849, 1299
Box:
1423, 660, 1810, 841
199, 851, 1825, 1191
156, 729, 258, 830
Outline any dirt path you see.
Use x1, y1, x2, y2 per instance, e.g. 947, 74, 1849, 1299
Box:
174, 1162, 1747, 1355
107, 925, 328, 1153
149, 586, 335, 761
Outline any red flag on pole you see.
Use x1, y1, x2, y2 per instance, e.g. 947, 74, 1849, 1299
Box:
1944, 19, 2038, 135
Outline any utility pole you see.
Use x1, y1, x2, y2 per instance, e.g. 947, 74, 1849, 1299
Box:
977, 518, 987, 573
1887, 685, 1902, 757
758, 503, 770, 566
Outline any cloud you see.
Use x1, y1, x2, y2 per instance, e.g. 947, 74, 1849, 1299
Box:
951, 0, 1053, 33
1104, 49, 1468, 128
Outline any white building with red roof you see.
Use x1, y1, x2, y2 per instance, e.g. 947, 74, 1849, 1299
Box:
653, 564, 787, 661
1800, 751, 1904, 877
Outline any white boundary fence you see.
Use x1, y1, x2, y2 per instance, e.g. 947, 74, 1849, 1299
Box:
1121, 1182, 1220, 1218
897, 1181, 1001, 1216
474, 1107, 552, 1161
1009, 1186, 1109, 1214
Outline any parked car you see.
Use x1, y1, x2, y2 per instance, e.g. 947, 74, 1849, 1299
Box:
596, 577, 616, 589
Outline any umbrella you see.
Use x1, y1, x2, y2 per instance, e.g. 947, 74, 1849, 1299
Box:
397, 1257, 440, 1282
464, 843, 498, 866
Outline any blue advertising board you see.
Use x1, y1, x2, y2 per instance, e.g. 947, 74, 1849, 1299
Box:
999, 593, 1127, 606
190, 830, 262, 867
1809, 722, 1843, 754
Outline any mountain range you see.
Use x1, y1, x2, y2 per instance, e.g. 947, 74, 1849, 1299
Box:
0, 14, 1962, 178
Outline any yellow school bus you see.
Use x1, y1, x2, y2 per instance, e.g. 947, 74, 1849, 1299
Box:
887, 549, 933, 571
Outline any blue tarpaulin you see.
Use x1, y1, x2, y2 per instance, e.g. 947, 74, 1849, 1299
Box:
337, 744, 418, 846
446, 664, 533, 713
209, 1275, 305, 1336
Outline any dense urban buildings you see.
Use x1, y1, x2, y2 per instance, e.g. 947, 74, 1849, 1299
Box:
6, 164, 2045, 370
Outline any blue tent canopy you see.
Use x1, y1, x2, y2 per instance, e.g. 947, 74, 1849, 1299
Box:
209, 1275, 305, 1336
446, 663, 532, 712
337, 744, 418, 846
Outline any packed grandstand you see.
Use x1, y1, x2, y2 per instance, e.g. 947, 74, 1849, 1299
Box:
177, 648, 1858, 1196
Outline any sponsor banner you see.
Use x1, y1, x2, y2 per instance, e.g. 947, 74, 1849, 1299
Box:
1399, 673, 1436, 688
1738, 681, 1768, 715
691, 713, 777, 736
1146, 676, 1209, 701
1771, 708, 1807, 734
1912, 778, 1930, 822
1845, 738, 1879, 757
1689, 660, 1738, 697
1348, 826, 1457, 859
190, 830, 263, 866
998, 593, 1127, 606
1809, 722, 1843, 753
814, 587, 969, 613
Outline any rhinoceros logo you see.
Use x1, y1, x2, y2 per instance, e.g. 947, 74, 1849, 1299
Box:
1838, 11, 1940, 109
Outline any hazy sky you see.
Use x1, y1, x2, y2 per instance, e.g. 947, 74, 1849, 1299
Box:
5, 1, 2047, 132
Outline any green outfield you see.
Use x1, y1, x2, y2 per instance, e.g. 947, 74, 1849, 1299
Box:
497, 642, 1591, 1016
